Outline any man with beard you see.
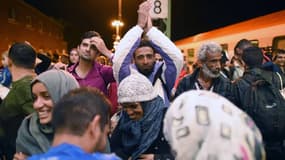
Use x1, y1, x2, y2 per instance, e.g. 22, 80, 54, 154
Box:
113, 0, 183, 107
67, 31, 116, 96
174, 42, 234, 102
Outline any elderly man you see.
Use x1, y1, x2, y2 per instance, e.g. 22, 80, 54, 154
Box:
174, 42, 234, 102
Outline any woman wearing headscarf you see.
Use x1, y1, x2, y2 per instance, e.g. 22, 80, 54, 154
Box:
164, 90, 266, 160
14, 69, 79, 158
110, 71, 174, 160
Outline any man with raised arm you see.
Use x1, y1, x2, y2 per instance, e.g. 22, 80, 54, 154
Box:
67, 31, 115, 96
112, 0, 183, 107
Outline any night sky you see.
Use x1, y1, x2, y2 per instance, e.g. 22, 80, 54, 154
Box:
24, 0, 285, 50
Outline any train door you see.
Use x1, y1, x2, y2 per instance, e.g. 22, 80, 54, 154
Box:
272, 35, 285, 50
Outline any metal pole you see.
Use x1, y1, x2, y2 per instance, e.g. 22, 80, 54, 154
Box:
165, 0, 171, 38
118, 0, 122, 36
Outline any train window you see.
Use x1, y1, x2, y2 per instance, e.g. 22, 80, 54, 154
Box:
272, 35, 285, 50
250, 39, 259, 47
26, 16, 32, 28
8, 8, 17, 23
187, 48, 195, 64
187, 48, 194, 57
39, 21, 44, 33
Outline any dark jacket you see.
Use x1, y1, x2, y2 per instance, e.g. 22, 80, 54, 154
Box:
233, 67, 285, 160
0, 75, 35, 160
174, 68, 235, 102
35, 53, 51, 75
110, 108, 174, 160
233, 67, 285, 110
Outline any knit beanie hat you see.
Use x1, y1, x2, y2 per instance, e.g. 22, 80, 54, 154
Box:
163, 90, 265, 160
118, 72, 158, 103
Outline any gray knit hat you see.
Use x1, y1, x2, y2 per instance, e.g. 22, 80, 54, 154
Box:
118, 72, 158, 103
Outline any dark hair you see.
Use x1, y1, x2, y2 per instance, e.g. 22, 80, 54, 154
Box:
69, 48, 78, 53
133, 40, 155, 58
273, 49, 285, 61
234, 39, 253, 55
275, 49, 285, 54
221, 50, 229, 64
242, 46, 263, 68
8, 42, 36, 69
52, 52, 59, 63
80, 31, 101, 42
52, 87, 111, 136
138, 40, 153, 49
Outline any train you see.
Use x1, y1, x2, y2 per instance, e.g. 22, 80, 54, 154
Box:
175, 9, 285, 65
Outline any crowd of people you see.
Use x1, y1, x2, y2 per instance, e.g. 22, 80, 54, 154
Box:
0, 0, 284, 159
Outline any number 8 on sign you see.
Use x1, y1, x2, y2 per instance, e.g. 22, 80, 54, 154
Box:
149, 0, 168, 19
154, 0, 162, 14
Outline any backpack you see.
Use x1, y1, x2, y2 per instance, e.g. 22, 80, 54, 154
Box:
242, 77, 285, 142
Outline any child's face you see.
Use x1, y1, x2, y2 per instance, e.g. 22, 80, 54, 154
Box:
275, 53, 285, 66
1, 55, 8, 67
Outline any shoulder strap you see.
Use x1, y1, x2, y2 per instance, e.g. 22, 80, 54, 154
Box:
276, 72, 283, 89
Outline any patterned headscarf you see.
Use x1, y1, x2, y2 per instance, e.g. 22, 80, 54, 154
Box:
164, 90, 265, 160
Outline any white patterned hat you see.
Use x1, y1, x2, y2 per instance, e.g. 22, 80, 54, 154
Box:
118, 71, 157, 103
163, 90, 265, 160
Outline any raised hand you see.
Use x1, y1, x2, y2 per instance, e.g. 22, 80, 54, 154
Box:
90, 37, 113, 59
145, 14, 153, 33
137, 0, 152, 29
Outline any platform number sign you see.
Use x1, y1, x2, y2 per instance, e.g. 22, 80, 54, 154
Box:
150, 0, 168, 19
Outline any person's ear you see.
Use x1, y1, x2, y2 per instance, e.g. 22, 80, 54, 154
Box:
89, 115, 101, 138
83, 115, 102, 153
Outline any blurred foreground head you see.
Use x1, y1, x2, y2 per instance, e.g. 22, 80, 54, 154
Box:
164, 90, 265, 160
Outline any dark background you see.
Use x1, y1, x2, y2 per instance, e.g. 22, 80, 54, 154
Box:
24, 0, 285, 50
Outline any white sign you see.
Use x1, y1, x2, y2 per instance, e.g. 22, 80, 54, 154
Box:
149, 0, 168, 19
